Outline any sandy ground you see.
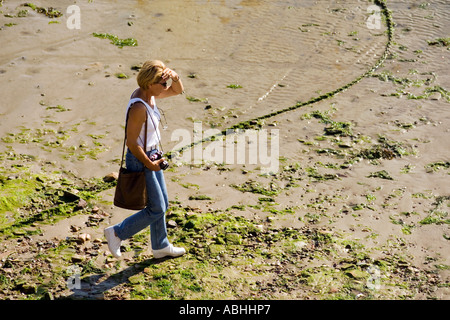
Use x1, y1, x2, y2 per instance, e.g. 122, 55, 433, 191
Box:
0, 0, 449, 300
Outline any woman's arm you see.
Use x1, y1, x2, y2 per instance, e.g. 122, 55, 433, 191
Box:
126, 103, 164, 171
156, 68, 184, 99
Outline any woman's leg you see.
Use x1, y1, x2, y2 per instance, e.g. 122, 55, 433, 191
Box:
113, 151, 169, 249
146, 169, 170, 250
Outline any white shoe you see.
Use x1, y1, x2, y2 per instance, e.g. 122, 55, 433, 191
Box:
153, 244, 186, 259
104, 226, 122, 258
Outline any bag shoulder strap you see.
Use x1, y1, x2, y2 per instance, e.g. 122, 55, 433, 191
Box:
120, 102, 147, 169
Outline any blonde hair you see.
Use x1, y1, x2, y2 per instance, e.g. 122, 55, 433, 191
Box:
137, 60, 166, 90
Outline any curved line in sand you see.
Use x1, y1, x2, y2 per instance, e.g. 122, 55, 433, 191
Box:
167, 0, 394, 159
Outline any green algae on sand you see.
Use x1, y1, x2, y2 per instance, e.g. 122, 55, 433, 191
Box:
92, 33, 138, 48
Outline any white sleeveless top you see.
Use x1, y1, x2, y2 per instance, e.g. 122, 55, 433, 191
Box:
126, 96, 161, 151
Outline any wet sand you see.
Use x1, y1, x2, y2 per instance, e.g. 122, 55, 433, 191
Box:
0, 0, 449, 299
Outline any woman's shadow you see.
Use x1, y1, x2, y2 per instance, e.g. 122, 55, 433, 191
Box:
63, 255, 175, 300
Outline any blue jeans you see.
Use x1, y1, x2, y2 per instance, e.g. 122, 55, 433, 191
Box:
113, 149, 170, 250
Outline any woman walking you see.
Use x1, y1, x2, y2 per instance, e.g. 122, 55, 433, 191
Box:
104, 60, 185, 259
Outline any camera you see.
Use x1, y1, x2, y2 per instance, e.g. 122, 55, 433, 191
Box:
150, 151, 169, 170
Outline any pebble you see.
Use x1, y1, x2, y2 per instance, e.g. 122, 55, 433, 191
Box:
428, 92, 441, 100
19, 284, 37, 294
71, 254, 85, 263
103, 172, 118, 182
77, 199, 87, 209
167, 220, 178, 228
70, 225, 81, 232
105, 257, 115, 264
77, 233, 91, 243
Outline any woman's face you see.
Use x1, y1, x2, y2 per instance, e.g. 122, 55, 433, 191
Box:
148, 77, 168, 97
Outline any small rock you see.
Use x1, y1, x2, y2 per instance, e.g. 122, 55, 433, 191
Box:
76, 199, 87, 209
63, 190, 80, 202
77, 233, 91, 244
105, 257, 115, 264
103, 172, 118, 182
70, 225, 81, 232
44, 291, 54, 300
294, 241, 308, 250
71, 254, 85, 263
131, 64, 142, 71
128, 274, 143, 284
209, 244, 225, 255
167, 220, 178, 228
329, 287, 339, 294
144, 267, 152, 274
429, 92, 441, 100
100, 211, 110, 217
225, 233, 242, 245
255, 224, 264, 232
13, 230, 26, 236
346, 269, 367, 279
20, 284, 37, 294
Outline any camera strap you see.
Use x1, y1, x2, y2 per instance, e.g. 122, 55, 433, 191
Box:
147, 108, 165, 154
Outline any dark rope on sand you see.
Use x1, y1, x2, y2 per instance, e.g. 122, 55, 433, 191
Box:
167, 0, 394, 159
